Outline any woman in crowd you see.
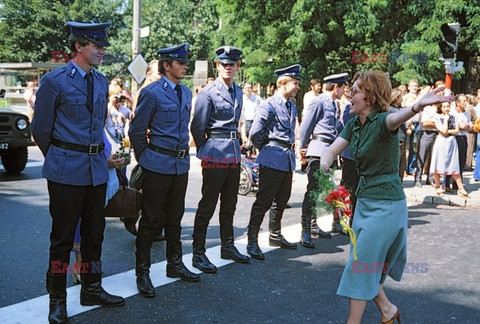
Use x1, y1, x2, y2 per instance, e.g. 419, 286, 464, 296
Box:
106, 94, 133, 140
430, 102, 470, 197
320, 70, 453, 323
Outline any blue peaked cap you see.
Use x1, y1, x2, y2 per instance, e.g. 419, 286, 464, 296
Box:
157, 43, 190, 63
274, 64, 302, 80
66, 21, 110, 47
215, 46, 242, 64
323, 73, 348, 84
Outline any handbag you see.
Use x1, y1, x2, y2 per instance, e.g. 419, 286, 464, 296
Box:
105, 169, 142, 218
130, 164, 145, 190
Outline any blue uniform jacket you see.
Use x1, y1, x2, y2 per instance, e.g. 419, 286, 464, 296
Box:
31, 62, 109, 186
249, 93, 297, 172
129, 76, 192, 175
190, 78, 243, 164
299, 93, 338, 157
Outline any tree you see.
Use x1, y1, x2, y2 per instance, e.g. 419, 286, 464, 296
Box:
0, 0, 126, 64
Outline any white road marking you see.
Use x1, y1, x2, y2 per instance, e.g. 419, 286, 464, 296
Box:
0, 161, 43, 171
0, 218, 334, 324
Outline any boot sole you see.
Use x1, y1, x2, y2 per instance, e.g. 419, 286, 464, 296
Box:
166, 273, 201, 282
220, 254, 251, 263
269, 242, 298, 250
192, 263, 218, 274
301, 242, 315, 249
139, 290, 156, 298
247, 252, 265, 260
311, 233, 332, 239
80, 299, 125, 307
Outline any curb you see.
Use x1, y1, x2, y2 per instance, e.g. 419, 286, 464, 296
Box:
405, 192, 480, 207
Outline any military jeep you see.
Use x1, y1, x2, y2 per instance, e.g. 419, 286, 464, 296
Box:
0, 107, 35, 173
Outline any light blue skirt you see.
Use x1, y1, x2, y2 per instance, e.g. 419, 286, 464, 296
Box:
337, 197, 408, 300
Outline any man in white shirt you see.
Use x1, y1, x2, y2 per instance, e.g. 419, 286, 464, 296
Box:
240, 82, 261, 143
302, 79, 321, 118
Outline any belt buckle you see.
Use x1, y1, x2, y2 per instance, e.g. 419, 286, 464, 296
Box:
229, 131, 237, 139
88, 144, 99, 155
177, 150, 186, 158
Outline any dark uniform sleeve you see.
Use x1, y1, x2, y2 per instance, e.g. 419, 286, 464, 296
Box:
249, 101, 273, 150
298, 99, 322, 149
190, 89, 212, 149
129, 88, 156, 161
31, 74, 60, 156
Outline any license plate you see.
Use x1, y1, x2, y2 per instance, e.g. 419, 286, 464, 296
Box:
0, 143, 9, 150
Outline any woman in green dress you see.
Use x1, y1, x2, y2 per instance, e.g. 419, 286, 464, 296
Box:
320, 71, 454, 324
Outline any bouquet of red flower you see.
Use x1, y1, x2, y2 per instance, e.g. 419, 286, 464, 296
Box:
313, 164, 357, 260
325, 185, 357, 260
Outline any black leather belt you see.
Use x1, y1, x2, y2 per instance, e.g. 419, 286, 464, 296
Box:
207, 131, 239, 139
51, 138, 104, 155
269, 139, 295, 150
147, 143, 188, 158
422, 130, 438, 134
312, 135, 333, 144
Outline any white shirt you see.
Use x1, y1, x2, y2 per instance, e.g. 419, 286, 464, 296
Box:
450, 108, 471, 136
240, 94, 261, 122
302, 91, 319, 117
419, 105, 438, 131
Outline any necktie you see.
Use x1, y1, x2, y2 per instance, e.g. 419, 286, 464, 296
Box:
286, 100, 292, 110
228, 87, 235, 102
85, 72, 93, 112
175, 84, 182, 104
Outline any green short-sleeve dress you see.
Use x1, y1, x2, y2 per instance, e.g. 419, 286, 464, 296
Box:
336, 111, 408, 300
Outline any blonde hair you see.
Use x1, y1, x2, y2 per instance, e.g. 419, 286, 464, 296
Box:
355, 71, 392, 112
276, 76, 296, 88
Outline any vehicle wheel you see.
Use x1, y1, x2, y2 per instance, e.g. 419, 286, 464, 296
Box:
1, 147, 28, 173
238, 163, 253, 195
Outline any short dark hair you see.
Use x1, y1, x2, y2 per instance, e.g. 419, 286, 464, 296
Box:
325, 82, 345, 92
68, 35, 90, 53
159, 57, 174, 75
309, 79, 320, 89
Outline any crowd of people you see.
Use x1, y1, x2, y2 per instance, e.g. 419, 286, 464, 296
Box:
30, 20, 479, 324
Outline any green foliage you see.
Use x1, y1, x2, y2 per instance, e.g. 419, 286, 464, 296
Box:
1, 0, 479, 93
0, 0, 126, 63
310, 166, 336, 217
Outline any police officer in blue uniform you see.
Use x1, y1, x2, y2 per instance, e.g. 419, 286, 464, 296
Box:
298, 73, 348, 247
32, 21, 125, 324
190, 46, 250, 273
246, 65, 301, 260
129, 43, 200, 297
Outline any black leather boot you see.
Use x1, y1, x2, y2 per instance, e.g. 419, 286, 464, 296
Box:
220, 227, 250, 263
80, 264, 125, 307
220, 246, 250, 263
269, 230, 297, 249
135, 252, 155, 298
192, 234, 217, 273
300, 214, 314, 248
46, 272, 67, 324
311, 217, 332, 239
332, 217, 347, 235
166, 255, 201, 282
247, 230, 265, 260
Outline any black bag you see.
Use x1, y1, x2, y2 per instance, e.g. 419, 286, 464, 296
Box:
105, 169, 142, 218
130, 164, 145, 190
